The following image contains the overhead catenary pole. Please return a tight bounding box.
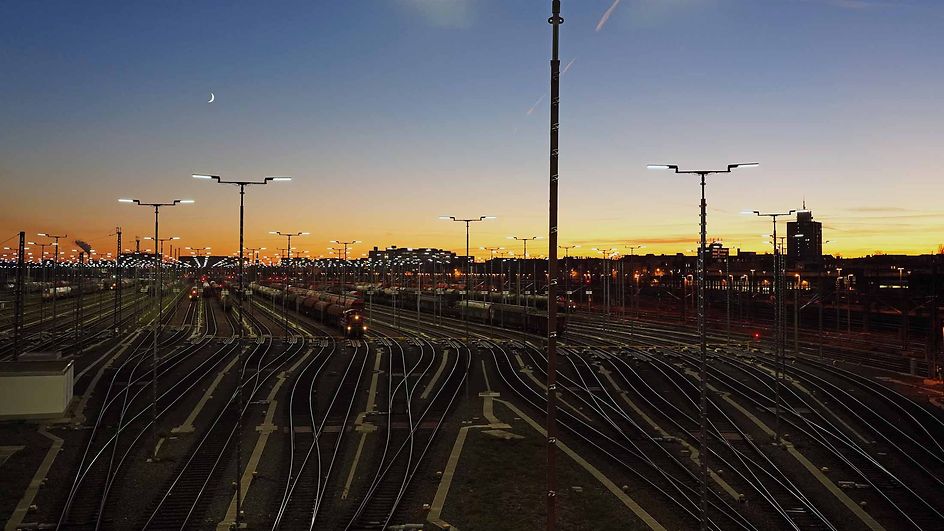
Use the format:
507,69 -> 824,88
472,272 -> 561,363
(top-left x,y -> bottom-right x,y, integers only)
119,197 -> 193,461
648,162 -> 758,530
546,1 -> 563,528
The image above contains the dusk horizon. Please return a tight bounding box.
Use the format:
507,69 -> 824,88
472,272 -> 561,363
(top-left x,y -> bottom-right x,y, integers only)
2,3 -> 944,531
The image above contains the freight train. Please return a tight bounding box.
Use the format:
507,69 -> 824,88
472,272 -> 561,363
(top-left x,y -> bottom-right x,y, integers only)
356,286 -> 568,336
250,282 -> 366,339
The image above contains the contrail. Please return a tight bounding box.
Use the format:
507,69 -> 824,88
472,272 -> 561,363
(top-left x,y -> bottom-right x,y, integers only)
526,94 -> 545,116
595,0 -> 622,32
525,57 -> 575,116
562,57 -> 576,74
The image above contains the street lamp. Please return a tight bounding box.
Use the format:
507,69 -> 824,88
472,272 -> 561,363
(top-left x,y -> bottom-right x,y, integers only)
502,236 -> 544,343
559,245 -> 580,315
648,162 -> 757,529
441,215 -> 496,343
192,174 -> 290,329
194,174 -> 288,530
118,197 -> 193,460
625,244 -> 646,326
591,247 -> 619,327
28,240 -> 53,327
745,208 -> 796,445
330,240 -> 361,300
37,232 -> 66,331
269,231 -> 307,337
480,246 -> 506,301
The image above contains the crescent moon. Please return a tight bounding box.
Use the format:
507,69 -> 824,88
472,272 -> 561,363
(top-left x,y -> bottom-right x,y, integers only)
208,92 -> 215,103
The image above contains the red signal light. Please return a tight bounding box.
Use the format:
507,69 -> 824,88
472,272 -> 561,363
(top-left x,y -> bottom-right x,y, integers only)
753,332 -> 761,340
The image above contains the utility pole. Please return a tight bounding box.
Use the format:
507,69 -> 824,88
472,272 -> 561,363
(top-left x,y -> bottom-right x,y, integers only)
546,1 -> 563,528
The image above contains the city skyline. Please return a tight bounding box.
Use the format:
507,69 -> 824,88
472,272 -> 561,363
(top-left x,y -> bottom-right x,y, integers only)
3,1 -> 943,258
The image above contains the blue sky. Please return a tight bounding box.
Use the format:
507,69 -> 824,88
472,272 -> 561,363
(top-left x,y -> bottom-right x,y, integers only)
2,0 -> 943,259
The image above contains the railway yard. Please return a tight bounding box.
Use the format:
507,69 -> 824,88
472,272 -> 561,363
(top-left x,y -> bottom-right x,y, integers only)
1,280 -> 943,531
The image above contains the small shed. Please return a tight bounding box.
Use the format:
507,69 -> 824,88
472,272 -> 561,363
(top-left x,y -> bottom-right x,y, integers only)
0,359 -> 74,419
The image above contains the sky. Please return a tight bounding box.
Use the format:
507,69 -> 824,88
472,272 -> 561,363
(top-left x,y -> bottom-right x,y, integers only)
2,0 -> 943,261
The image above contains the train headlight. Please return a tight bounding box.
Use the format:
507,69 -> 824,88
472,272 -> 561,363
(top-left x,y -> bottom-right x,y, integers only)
362,326 -> 367,331
347,326 -> 352,331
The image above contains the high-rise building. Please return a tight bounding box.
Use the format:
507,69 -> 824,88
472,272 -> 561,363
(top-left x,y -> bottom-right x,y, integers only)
787,203 -> 823,264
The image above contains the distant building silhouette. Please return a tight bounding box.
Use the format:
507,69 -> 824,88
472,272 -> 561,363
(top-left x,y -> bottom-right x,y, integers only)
787,203 -> 823,265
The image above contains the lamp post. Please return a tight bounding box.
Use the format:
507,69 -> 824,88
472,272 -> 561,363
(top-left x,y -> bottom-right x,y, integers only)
508,235 -> 542,341
480,246 -> 505,302
28,240 -> 52,327
626,244 -> 645,328
144,235 -> 181,326
591,248 -> 618,329
37,232 -> 66,331
244,247 -> 265,321
193,174 -> 290,331
559,245 -> 579,314
747,209 -> 796,445
270,231 -> 307,337
330,240 -> 361,301
119,198 -> 193,460
440,215 -> 496,344
111,228 -> 122,333
648,162 -> 758,529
